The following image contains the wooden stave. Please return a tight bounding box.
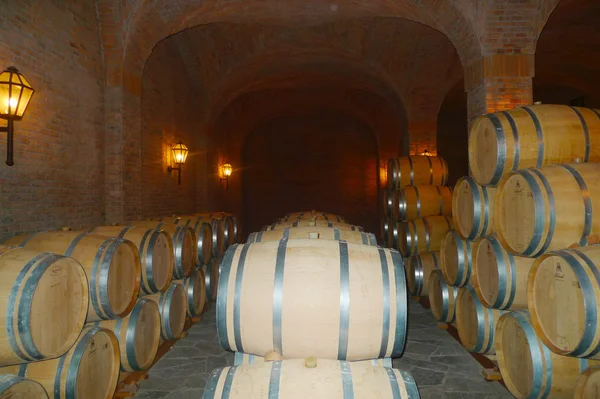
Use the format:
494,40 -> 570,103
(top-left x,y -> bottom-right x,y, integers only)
174,268 -> 206,317
468,104 -> 600,186
128,221 -> 196,279
0,374 -> 48,398
216,239 -> 408,361
90,225 -> 174,295
247,227 -> 377,246
3,326 -> 121,399
452,176 -> 496,241
528,246 -> 600,359
428,270 -> 457,323
0,246 -> 89,366
145,282 -> 187,341
3,231 -> 140,322
574,366 -> 600,399
92,298 -> 161,372
495,163 -> 600,257
387,156 -> 448,190
396,216 -> 453,257
233,352 -> 393,367
496,310 -> 600,399
395,186 -> 452,222
471,235 -> 532,311
455,286 -> 504,355
406,251 -> 440,297
440,230 -> 472,288
203,359 -> 419,399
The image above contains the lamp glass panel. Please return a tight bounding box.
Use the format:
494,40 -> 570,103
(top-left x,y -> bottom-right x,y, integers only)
0,70 -> 34,118
172,143 -> 189,164
223,163 -> 233,177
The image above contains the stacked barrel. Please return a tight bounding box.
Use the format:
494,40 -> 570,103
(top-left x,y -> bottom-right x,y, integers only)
205,210 -> 421,398
441,104 -> 600,398
0,210 -> 235,398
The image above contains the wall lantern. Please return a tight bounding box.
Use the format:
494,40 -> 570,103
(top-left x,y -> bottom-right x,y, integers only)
0,67 -> 35,166
220,163 -> 232,189
420,149 -> 432,156
167,141 -> 189,185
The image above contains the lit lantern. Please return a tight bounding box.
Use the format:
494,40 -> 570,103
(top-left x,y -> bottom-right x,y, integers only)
0,66 -> 35,166
220,163 -> 233,189
167,141 -> 188,185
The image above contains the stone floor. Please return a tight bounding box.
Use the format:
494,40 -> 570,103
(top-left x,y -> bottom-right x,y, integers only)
134,301 -> 512,399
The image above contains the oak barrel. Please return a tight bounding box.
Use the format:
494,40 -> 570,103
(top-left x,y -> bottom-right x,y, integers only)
455,286 -> 504,354
0,246 -> 88,366
173,216 -> 213,266
4,231 -> 140,322
232,352 -> 393,367
406,251 -> 440,297
393,186 -> 452,222
217,239 -> 407,360
92,298 -> 160,372
174,268 -> 206,317
387,156 -> 448,189
203,359 -> 419,399
202,257 -> 220,302
265,220 -> 363,232
471,235 -> 533,310
496,310 -> 600,399
452,177 -> 496,240
145,282 -> 187,341
0,375 -> 48,398
440,231 -> 472,287
395,216 -> 453,256
529,245 -> 600,359
285,211 -> 346,222
247,226 -> 377,246
90,225 -> 174,294
495,163 -> 600,256
383,189 -> 394,218
128,220 -> 196,279
428,270 -> 457,323
469,104 -> 600,186
1,326 -> 121,399
574,367 -> 600,399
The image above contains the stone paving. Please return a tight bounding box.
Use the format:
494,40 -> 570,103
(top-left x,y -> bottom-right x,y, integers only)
134,301 -> 512,399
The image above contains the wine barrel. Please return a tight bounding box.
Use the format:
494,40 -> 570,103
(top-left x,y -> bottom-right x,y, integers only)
204,218 -> 225,258
217,239 -> 407,360
247,226 -> 377,246
174,268 -> 206,317
233,352 -> 393,367
574,367 -> 600,399
4,231 -> 140,322
173,216 -> 214,266
455,286 -> 504,354
393,186 -> 452,222
471,235 -> 533,310
128,220 -> 196,278
90,225 -> 174,294
529,245 -> 600,359
202,257 -> 220,302
380,217 -> 390,247
496,310 -> 600,399
428,270 -> 457,323
285,211 -> 346,221
145,282 -> 187,341
0,326 -> 121,399
452,177 -> 496,240
204,359 -> 419,399
440,231 -> 472,287
0,246 -> 88,366
383,189 -> 394,218
0,375 -> 48,398
222,215 -> 236,248
92,298 -> 160,372
406,251 -> 440,297
387,155 -> 448,189
469,104 -> 600,186
265,220 -> 363,232
495,163 -> 600,257
395,216 -> 453,256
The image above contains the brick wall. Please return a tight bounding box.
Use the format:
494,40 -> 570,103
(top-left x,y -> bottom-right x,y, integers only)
0,0 -> 105,242
140,37 -> 204,219
241,111 -> 379,237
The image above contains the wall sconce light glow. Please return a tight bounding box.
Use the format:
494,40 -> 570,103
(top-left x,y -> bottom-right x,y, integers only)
420,149 -> 432,156
167,141 -> 188,185
220,162 -> 232,189
0,66 -> 35,166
